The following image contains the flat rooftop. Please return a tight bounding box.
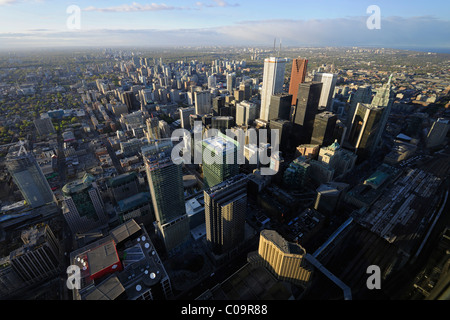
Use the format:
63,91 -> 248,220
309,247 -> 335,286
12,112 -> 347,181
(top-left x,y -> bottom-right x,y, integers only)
261,229 -> 305,256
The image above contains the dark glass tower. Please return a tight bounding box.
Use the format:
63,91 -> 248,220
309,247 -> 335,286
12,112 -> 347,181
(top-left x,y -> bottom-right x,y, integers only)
311,111 -> 338,146
292,82 -> 323,145
268,93 -> 292,122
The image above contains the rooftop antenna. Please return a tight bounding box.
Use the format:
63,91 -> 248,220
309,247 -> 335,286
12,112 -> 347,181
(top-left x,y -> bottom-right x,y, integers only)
278,39 -> 282,57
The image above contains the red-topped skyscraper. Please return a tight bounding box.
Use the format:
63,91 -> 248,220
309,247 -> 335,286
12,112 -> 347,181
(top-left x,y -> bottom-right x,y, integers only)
289,58 -> 308,106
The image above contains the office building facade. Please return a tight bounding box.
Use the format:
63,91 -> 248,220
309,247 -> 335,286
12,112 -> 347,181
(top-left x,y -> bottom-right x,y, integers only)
292,82 -> 323,145
311,111 -> 338,146
257,229 -> 313,287
288,58 -> 308,106
144,142 -> 190,253
260,57 -> 289,121
202,135 -> 239,189
204,174 -> 248,255
313,73 -> 337,111
268,93 -> 292,122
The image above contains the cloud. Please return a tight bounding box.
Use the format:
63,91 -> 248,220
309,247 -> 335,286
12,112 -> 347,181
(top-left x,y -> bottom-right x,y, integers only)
196,0 -> 239,8
83,2 -> 186,13
0,16 -> 449,51
0,0 -> 19,4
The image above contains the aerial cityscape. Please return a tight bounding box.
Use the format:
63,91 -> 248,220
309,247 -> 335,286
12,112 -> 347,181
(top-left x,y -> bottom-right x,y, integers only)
0,0 -> 449,308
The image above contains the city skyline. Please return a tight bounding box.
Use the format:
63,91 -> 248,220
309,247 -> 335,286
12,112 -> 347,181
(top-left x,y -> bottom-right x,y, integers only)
0,0 -> 449,51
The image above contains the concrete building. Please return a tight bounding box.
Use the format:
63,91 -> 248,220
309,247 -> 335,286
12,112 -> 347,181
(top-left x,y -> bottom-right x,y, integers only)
9,224 -> 60,284
313,73 -> 337,111
260,57 -> 288,121
254,229 -> 313,287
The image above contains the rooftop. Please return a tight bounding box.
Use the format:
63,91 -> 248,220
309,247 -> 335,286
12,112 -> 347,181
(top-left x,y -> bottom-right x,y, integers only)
117,192 -> 151,213
261,229 -> 305,256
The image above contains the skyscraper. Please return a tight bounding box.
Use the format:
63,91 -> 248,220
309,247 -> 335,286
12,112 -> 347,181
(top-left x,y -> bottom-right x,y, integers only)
292,82 -> 323,145
260,57 -> 289,121
144,141 -> 190,253
179,106 -> 195,130
311,111 -> 338,146
212,96 -> 226,116
313,73 -> 337,111
194,91 -> 212,115
202,135 -> 239,189
426,118 -> 450,148
370,75 -> 395,150
347,85 -> 372,129
269,119 -> 292,155
6,142 -> 55,208
226,72 -> 236,93
347,103 -> 384,159
204,173 -> 248,255
288,58 -> 308,106
268,93 -> 292,122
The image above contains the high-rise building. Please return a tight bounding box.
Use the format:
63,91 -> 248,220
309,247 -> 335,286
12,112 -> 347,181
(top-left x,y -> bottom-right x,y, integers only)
34,117 -> 55,136
268,93 -> 292,121
288,58 -> 308,106
313,73 -> 337,111
10,224 -> 60,284
347,85 -> 372,129
144,142 -> 190,253
426,118 -> 449,148
226,73 -> 236,92
62,173 -> 108,234
212,96 -> 226,116
179,107 -> 195,130
269,119 -> 292,155
202,135 -> 239,189
194,91 -> 212,115
311,111 -> 338,146
208,75 -> 217,89
204,173 -> 248,255
146,117 -> 161,141
236,101 -> 257,126
292,82 -> 323,145
239,81 -> 252,101
370,75 -> 395,150
6,143 -> 55,208
211,116 -> 235,133
260,57 -> 289,121
256,229 -> 313,287
347,103 -> 384,158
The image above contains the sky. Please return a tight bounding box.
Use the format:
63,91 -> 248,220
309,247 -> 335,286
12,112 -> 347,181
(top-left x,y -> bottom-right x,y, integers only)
0,0 -> 449,51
